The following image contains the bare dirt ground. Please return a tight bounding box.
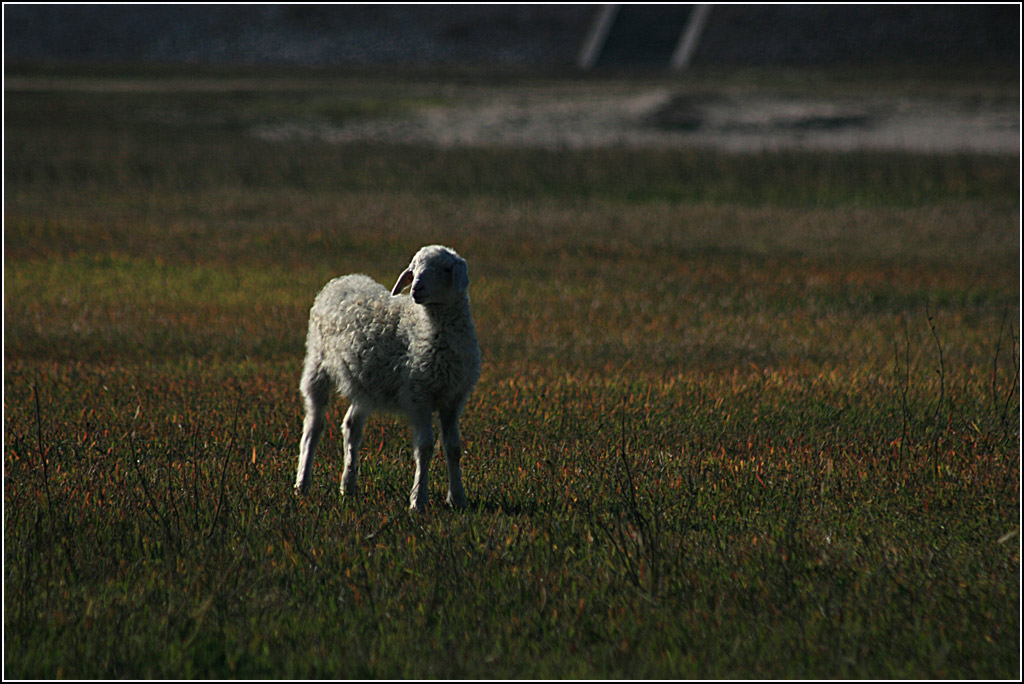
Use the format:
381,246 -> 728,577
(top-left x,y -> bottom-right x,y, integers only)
7,73 -> 1018,155
253,84 -> 1020,155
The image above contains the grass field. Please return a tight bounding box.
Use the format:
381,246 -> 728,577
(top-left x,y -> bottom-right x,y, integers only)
3,66 -> 1020,679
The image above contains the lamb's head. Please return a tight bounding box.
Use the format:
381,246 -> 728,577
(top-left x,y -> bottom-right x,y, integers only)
391,245 -> 470,305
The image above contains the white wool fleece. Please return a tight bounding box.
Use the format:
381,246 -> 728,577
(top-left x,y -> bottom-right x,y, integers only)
294,245 -> 481,512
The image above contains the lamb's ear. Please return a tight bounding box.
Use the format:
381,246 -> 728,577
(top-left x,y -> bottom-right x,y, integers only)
391,269 -> 414,296
452,260 -> 469,292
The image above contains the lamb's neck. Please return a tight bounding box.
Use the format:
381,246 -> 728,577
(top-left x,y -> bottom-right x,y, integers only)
422,296 -> 475,332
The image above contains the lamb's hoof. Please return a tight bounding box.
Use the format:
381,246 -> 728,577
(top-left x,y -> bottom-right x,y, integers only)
446,492 -> 468,509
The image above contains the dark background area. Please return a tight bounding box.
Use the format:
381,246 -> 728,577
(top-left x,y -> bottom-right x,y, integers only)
4,4 -> 1019,70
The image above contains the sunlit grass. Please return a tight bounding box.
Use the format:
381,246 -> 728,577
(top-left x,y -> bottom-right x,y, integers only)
3,67 -> 1019,678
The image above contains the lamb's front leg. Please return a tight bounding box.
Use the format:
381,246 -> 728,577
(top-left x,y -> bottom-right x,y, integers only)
408,409 -> 434,513
440,407 -> 467,509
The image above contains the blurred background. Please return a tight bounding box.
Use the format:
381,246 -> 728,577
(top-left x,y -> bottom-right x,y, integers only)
4,3 -> 1018,69
7,4 -> 1018,155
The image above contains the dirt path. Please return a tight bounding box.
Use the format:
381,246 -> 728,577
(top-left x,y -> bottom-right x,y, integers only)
8,73 -> 1017,155
254,86 -> 1019,154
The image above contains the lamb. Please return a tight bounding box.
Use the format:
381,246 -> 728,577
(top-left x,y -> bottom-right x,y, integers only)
293,245 -> 481,512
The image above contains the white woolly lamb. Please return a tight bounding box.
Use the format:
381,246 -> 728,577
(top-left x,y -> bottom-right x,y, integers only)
293,245 -> 481,512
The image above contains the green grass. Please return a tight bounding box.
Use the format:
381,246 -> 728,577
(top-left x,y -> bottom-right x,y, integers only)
3,67 -> 1020,679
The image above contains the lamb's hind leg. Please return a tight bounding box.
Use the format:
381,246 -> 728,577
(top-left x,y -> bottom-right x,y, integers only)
340,404 -> 368,497
440,406 -> 467,509
294,366 -> 331,495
